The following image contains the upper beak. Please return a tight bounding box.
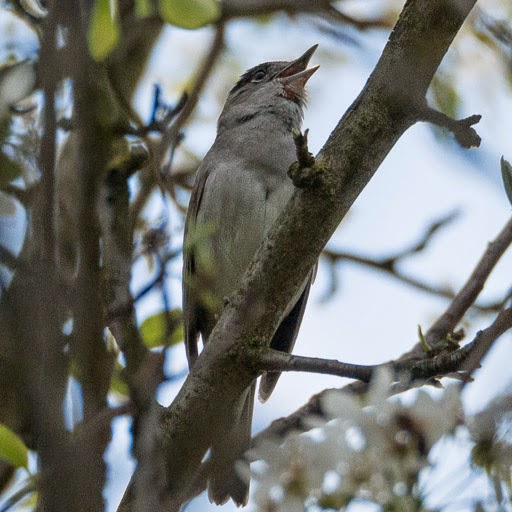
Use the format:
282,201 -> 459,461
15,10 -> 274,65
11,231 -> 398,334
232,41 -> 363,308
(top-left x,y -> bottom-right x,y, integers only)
276,44 -> 320,86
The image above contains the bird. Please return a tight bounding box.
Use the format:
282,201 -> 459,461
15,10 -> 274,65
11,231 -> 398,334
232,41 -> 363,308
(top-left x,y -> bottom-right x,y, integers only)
182,45 -> 319,506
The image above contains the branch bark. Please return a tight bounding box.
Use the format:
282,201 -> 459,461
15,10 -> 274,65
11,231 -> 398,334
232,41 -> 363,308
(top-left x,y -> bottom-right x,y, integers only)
118,0 -> 480,510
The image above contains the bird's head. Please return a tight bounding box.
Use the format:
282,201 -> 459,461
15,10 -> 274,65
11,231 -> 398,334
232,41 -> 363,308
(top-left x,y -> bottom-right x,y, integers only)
218,45 -> 319,132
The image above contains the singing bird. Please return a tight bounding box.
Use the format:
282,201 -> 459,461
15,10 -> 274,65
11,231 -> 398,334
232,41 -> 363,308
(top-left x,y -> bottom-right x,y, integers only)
183,45 -> 319,506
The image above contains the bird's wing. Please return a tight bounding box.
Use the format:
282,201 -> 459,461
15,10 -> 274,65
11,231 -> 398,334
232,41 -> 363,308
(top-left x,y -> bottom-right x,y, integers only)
258,265 -> 316,402
183,165 -> 211,369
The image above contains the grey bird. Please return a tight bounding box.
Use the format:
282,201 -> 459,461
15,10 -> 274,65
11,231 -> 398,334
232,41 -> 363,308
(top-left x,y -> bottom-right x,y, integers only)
183,45 -> 319,506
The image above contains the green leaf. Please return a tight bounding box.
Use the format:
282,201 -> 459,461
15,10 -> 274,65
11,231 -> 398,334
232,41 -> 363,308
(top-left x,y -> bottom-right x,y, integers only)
0,423 -> 29,469
135,0 -> 153,17
140,309 -> 183,348
88,0 -> 121,61
159,0 -> 220,29
111,361 -> 129,397
501,157 -> 512,206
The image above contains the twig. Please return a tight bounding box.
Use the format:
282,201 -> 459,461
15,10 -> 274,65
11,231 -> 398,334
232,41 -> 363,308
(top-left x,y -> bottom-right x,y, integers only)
221,0 -> 386,26
251,348 -> 375,381
320,5 -> 390,31
156,24 -> 224,167
389,211 -> 458,259
133,249 -> 181,302
419,106 -> 481,148
122,89 -> 189,137
321,213 -> 504,312
322,252 -> 503,313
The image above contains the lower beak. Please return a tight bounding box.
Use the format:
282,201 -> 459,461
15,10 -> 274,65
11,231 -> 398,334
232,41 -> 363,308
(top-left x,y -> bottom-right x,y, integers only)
280,65 -> 320,87
276,44 -> 318,83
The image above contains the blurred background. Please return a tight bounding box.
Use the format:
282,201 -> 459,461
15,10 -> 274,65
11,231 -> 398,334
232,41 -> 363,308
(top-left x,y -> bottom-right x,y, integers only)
1,0 -> 512,510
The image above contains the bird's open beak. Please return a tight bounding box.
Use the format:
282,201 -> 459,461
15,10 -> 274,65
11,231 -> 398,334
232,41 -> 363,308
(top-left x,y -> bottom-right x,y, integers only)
277,44 -> 320,87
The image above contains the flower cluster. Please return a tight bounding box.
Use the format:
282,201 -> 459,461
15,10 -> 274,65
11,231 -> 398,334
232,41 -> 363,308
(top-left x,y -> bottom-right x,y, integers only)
252,370 -> 463,511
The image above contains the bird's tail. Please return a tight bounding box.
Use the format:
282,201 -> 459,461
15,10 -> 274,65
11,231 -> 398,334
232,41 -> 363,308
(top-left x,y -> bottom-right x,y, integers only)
208,382 -> 255,507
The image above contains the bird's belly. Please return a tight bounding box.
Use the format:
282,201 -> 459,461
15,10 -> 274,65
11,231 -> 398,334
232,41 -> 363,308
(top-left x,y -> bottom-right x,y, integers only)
195,169 -> 293,311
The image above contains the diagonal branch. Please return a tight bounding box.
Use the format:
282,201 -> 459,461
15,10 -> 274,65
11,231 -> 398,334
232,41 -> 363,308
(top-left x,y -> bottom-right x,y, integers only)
460,307 -> 512,385
424,216 -> 512,349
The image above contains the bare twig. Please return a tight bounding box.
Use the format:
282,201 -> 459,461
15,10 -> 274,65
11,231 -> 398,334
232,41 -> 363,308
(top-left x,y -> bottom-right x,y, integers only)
419,107 -> 481,148
221,0 -> 387,29
133,249 -> 181,303
252,309 -> 510,384
322,213 -> 508,312
158,22 -> 224,172
251,348 -> 375,381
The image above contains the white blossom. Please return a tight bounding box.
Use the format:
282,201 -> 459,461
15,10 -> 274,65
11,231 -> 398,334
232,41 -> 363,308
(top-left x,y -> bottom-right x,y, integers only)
252,372 -> 463,511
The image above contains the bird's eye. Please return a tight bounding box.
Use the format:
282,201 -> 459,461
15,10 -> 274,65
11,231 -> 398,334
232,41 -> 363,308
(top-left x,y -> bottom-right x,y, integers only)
252,69 -> 266,82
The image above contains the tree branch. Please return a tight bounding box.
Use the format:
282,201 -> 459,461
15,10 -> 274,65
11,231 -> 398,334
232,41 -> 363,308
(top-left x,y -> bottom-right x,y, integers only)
251,348 -> 375,381
251,306 -> 512,451
220,0 -> 386,28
